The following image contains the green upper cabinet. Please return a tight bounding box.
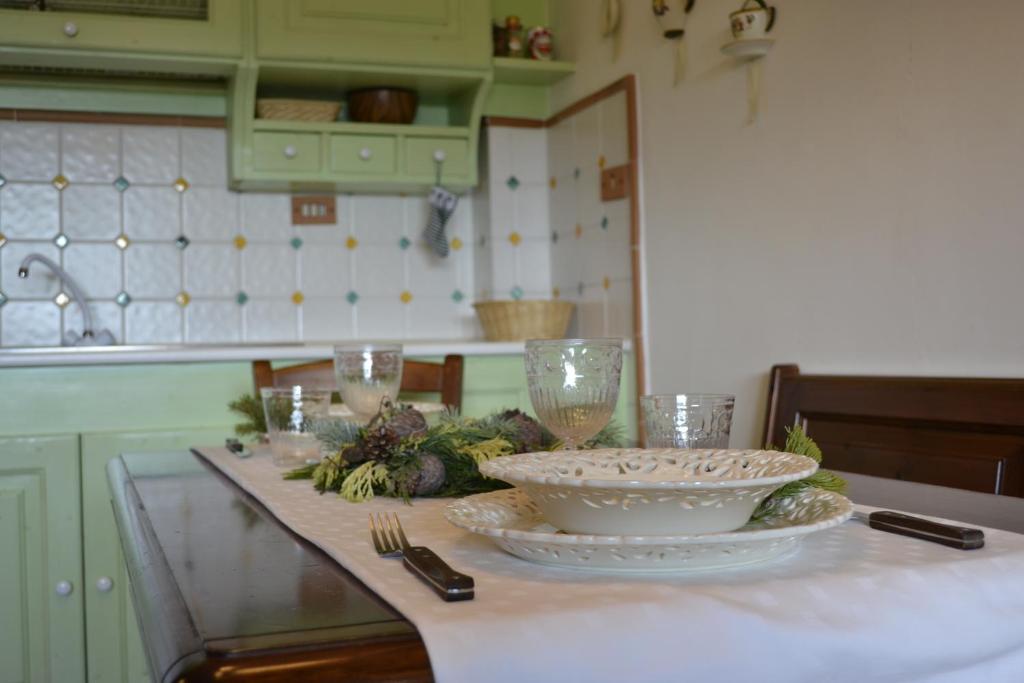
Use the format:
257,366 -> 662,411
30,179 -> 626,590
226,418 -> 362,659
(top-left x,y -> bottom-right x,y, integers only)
254,0 -> 490,69
0,0 -> 243,59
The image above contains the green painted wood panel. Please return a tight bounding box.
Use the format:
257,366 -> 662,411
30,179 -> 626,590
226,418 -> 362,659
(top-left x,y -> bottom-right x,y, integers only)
0,434 -> 84,683
81,428 -> 234,683
0,1 -> 243,57
254,0 -> 490,69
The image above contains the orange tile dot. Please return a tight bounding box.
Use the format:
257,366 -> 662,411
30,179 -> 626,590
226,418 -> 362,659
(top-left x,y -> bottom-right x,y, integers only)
346,236 -> 358,250
575,224 -> 583,239
400,290 -> 413,304
233,235 -> 247,250
598,155 -> 606,169
602,276 -> 611,290
508,232 -> 522,246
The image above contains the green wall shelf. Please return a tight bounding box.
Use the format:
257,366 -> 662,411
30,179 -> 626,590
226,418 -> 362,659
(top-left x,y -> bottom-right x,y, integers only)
492,57 -> 575,86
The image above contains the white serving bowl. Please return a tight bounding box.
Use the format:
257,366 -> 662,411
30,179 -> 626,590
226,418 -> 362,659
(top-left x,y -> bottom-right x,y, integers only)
478,448 -> 819,535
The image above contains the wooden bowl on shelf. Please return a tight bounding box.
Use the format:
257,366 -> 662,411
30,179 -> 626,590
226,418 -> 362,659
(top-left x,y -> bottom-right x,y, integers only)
347,88 -> 418,124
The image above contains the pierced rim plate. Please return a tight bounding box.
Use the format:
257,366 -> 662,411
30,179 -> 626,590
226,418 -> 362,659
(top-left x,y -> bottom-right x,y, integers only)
478,448 -> 819,491
445,487 -> 853,573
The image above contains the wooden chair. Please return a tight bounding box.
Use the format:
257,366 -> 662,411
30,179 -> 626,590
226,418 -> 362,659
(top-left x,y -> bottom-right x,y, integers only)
252,355 -> 464,411
763,363 -> 1024,497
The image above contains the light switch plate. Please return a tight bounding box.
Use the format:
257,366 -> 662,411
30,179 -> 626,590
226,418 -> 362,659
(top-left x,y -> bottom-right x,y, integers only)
601,165 -> 630,202
291,195 -> 336,225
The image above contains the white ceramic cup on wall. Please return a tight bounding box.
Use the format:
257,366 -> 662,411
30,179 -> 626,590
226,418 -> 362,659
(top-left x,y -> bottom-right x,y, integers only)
730,0 -> 776,40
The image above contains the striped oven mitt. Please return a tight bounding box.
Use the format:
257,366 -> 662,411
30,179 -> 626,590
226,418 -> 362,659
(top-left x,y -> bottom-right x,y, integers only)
423,186 -> 459,257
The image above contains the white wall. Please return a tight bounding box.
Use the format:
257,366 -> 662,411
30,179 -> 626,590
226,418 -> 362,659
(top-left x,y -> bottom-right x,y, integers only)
553,0 -> 1024,448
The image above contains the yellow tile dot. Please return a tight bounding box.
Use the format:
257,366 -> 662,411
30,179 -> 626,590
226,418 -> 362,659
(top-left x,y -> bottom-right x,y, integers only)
51,174 -> 69,191
549,177 -> 557,189
175,292 -> 191,307
291,291 -> 304,305
552,286 -> 561,299
575,224 -> 583,239
114,234 -> 130,250
450,237 -> 463,251
603,276 -> 611,290
508,232 -> 522,246
173,177 -> 190,193
233,235 -> 247,250
400,290 -> 413,304
598,155 -> 606,169
0,232 -> 7,248
346,236 -> 359,250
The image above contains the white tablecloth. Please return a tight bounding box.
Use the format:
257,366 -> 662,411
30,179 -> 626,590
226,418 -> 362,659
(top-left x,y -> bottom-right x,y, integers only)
197,447 -> 1024,683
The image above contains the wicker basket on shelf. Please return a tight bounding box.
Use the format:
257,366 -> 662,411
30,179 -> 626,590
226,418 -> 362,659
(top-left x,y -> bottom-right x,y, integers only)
473,300 -> 575,341
256,98 -> 342,122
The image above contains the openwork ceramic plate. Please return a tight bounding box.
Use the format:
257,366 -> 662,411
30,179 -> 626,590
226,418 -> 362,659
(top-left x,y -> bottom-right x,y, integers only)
445,487 -> 852,573
478,449 -> 819,535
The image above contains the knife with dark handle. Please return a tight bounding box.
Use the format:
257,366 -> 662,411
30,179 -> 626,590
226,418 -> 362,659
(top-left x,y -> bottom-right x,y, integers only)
402,546 -> 475,602
854,510 -> 985,550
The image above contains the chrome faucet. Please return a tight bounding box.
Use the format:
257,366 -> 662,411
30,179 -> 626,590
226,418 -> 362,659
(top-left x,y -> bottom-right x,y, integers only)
18,253 -> 116,346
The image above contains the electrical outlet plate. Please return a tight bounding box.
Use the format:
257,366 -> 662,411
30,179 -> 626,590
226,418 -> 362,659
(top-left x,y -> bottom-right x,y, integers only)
291,195 -> 337,225
601,165 -> 630,201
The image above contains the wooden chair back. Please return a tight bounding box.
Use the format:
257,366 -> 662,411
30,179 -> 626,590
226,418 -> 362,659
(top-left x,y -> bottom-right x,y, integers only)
763,363 -> 1024,497
252,355 -> 464,411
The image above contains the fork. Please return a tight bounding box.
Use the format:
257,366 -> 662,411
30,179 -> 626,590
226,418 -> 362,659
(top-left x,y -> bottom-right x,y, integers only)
369,512 -> 475,602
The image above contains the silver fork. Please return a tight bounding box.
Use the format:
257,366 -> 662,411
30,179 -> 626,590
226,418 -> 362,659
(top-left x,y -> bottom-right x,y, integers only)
369,512 -> 475,602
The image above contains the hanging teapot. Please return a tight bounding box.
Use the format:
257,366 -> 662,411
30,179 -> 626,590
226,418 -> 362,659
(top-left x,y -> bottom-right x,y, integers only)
730,0 -> 775,40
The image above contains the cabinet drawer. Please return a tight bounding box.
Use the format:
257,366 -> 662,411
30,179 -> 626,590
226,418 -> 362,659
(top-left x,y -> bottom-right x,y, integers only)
330,135 -> 396,175
253,133 -> 321,173
405,138 -> 470,180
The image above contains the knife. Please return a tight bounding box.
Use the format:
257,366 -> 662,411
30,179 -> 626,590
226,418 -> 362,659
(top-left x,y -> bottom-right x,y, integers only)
853,510 -> 984,550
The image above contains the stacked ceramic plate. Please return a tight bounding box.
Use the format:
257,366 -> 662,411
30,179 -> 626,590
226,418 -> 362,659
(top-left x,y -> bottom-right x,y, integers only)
445,448 -> 853,573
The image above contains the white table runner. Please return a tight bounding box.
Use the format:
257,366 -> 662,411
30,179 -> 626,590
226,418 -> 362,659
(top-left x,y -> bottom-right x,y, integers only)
197,447 -> 1024,683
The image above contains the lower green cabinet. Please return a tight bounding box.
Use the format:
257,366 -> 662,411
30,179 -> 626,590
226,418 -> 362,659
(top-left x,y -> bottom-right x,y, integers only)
0,435 -> 85,683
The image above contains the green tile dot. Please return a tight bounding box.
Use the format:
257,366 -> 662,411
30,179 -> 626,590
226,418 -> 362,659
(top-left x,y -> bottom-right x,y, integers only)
113,176 -> 130,192
115,291 -> 131,307
451,289 -> 464,303
290,237 -> 303,250
399,237 -> 411,250
346,290 -> 359,305
506,175 -> 520,190
236,291 -> 248,305
510,286 -> 524,300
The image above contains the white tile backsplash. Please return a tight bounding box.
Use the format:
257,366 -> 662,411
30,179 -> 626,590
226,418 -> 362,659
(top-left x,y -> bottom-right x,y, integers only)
124,244 -> 181,298
63,243 -> 122,298
124,186 -> 181,240
183,186 -> 238,241
0,183 -> 60,238
61,125 -> 119,183
63,184 -> 120,240
125,301 -> 182,344
0,123 -> 59,181
122,126 -> 179,184
301,296 -> 353,342
300,247 -> 348,297
1,301 -> 61,346
244,299 -> 297,342
240,193 -> 291,240
243,244 -> 295,296
184,244 -> 238,297
180,128 -> 228,186
1,242 -> 61,297
64,300 -> 122,342
185,300 -> 240,344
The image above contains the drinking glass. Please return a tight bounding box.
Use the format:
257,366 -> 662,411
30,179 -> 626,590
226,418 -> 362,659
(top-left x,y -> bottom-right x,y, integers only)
261,386 -> 332,467
641,394 -> 735,449
332,344 -> 403,422
525,338 -> 623,450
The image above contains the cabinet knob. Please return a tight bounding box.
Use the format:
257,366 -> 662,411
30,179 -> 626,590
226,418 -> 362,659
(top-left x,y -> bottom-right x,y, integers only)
96,576 -> 114,593
359,147 -> 373,161
283,144 -> 297,159
55,580 -> 74,597
63,21 -> 79,37
433,150 -> 446,163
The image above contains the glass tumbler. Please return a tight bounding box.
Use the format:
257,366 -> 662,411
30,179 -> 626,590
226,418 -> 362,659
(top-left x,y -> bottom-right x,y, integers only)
261,386 -> 332,467
525,338 -> 623,449
641,394 -> 735,449
333,344 -> 404,422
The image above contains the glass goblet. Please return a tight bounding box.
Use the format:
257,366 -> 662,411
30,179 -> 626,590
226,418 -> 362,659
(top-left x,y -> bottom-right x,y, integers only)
641,393 -> 735,449
524,338 -> 623,450
332,343 -> 403,423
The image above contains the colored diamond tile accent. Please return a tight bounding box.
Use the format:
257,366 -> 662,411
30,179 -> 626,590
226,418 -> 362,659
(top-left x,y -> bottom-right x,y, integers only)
236,291 -> 249,305
0,233 -> 6,249
52,174 -> 69,191
290,237 -> 303,250
291,291 -> 304,305
346,236 -> 358,250
399,237 -> 411,250
603,276 -> 611,290
113,176 -> 130,192
552,286 -> 561,299
549,177 -> 557,189
173,177 -> 190,193
450,237 -> 463,251
115,291 -> 132,307
115,234 -> 130,250
233,235 -> 247,250
598,155 -> 606,168
346,290 -> 359,305
510,286 -> 524,300
175,292 -> 191,307
551,230 -> 559,244
601,216 -> 609,230
506,175 -> 520,190
451,289 -> 464,303
508,232 -> 522,246
400,290 -> 413,304
0,291 -> 6,307
575,224 -> 583,239
175,235 -> 190,250
0,173 -> 6,189
54,233 -> 70,249
54,291 -> 71,308
573,167 -> 580,180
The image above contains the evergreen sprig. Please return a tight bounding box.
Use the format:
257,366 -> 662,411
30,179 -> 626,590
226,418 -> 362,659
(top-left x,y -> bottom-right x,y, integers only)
753,425 -> 847,518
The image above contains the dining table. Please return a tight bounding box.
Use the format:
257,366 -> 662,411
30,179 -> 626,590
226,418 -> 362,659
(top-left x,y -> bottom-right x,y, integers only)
108,448 -> 1024,683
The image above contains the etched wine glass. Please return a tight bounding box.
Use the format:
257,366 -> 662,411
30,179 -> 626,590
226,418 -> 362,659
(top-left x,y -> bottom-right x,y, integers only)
332,344 -> 403,423
524,338 -> 623,450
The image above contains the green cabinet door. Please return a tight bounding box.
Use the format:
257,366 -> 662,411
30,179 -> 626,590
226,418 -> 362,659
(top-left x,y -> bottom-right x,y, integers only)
81,427 -> 234,683
0,1 -> 242,57
0,434 -> 84,683
254,0 -> 490,69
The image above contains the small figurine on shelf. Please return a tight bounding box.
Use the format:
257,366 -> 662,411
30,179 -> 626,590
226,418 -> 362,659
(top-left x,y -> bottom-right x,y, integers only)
492,22 -> 509,56
506,15 -> 525,57
527,26 -> 553,60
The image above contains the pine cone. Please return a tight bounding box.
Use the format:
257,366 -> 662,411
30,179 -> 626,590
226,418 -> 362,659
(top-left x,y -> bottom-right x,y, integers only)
501,409 -> 546,451
412,453 -> 446,496
386,407 -> 428,439
361,424 -> 401,462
